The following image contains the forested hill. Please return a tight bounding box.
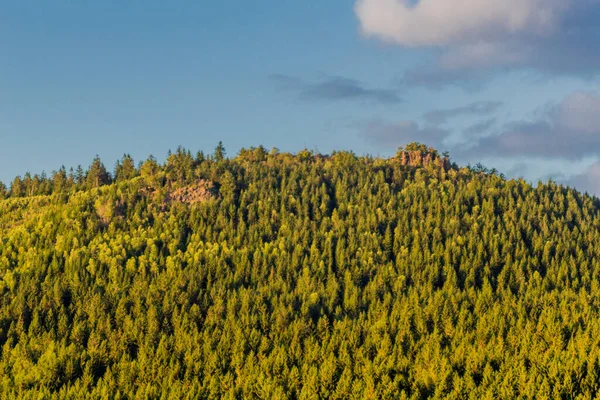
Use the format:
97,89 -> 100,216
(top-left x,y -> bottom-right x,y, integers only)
2,143 -> 600,398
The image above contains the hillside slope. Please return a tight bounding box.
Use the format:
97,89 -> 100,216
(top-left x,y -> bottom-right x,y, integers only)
1,145 -> 600,398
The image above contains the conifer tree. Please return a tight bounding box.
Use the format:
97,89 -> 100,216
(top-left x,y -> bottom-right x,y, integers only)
86,156 -> 111,188
214,141 -> 226,163
115,154 -> 138,182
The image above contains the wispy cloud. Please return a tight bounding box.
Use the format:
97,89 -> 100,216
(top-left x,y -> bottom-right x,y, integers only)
271,74 -> 401,104
463,91 -> 600,159
355,100 -> 502,152
423,101 -> 502,125
355,91 -> 600,163
399,65 -> 493,90
358,118 -> 448,149
463,118 -> 497,138
567,161 -> 600,195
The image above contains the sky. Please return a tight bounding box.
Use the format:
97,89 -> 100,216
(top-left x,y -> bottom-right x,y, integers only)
2,1 -> 600,193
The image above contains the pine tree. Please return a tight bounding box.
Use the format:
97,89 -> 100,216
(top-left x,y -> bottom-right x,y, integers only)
86,156 -> 111,188
52,167 -> 68,193
115,154 -> 138,182
214,141 -> 226,163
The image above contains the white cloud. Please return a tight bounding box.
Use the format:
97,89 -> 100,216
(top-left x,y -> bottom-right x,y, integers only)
355,0 -> 567,47
355,0 -> 600,80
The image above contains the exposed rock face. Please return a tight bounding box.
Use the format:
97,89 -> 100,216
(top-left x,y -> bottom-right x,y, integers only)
141,179 -> 217,205
398,150 -> 450,171
167,179 -> 216,204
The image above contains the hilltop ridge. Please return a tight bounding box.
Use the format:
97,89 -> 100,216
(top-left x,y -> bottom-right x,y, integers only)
0,142 -> 456,201
1,143 -> 600,398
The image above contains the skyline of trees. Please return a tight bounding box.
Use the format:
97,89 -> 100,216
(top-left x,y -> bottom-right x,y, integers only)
0,143 -> 583,201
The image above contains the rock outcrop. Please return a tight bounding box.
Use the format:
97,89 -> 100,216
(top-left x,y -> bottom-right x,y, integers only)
167,179 -> 216,204
140,179 -> 217,205
398,150 -> 450,171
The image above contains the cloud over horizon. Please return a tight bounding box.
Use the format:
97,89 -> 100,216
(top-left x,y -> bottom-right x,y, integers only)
464,91 -> 600,159
358,91 -> 600,183
567,161 -> 600,195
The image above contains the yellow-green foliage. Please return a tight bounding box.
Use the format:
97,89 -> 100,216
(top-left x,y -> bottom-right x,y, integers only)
1,147 -> 600,398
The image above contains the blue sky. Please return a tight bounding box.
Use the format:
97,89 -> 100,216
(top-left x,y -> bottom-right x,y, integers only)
2,1 -> 600,193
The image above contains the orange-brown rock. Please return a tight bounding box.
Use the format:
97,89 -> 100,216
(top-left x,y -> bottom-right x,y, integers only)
397,150 -> 450,171
167,179 -> 216,204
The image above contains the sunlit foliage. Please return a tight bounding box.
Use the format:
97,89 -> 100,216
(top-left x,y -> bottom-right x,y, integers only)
0,144 -> 599,398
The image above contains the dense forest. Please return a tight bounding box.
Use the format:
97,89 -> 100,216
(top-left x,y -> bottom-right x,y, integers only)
1,142 -> 600,398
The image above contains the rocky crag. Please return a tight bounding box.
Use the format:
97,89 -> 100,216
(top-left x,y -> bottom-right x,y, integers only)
397,149 -> 451,170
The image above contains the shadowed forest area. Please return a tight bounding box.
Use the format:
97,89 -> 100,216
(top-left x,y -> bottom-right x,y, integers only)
1,143 -> 600,398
